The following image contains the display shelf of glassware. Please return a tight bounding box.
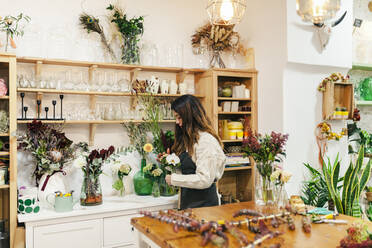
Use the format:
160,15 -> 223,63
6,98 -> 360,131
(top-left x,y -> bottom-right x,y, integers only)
16,57 -> 205,124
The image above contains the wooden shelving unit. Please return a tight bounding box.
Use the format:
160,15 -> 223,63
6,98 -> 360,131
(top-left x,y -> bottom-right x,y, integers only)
17,56 -> 206,146
196,69 -> 257,203
0,53 -> 17,248
356,100 -> 372,106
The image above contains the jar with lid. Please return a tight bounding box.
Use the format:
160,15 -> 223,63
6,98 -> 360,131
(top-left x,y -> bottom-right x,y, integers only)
341,107 -> 348,119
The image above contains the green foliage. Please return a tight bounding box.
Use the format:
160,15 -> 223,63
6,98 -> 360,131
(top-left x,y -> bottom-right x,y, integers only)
347,122 -> 372,155
122,122 -> 149,157
323,146 -> 372,217
367,202 -> 372,221
301,163 -> 331,207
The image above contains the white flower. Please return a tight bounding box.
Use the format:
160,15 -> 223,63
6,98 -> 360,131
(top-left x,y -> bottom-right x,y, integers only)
73,155 -> 86,169
281,170 -> 292,184
119,164 -> 131,175
166,153 -> 180,166
270,170 -> 281,182
152,168 -> 163,177
111,162 -> 121,174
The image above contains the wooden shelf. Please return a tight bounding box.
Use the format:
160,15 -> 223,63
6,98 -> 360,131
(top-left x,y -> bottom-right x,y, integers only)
0,133 -> 9,137
352,63 -> 372,71
0,96 -> 9,99
0,151 -> 10,156
356,100 -> 372,106
0,184 -> 10,189
17,88 -> 204,98
17,57 -> 208,74
218,97 -> 250,101
218,112 -> 251,115
17,120 -> 176,124
224,166 -> 251,172
222,140 -> 243,143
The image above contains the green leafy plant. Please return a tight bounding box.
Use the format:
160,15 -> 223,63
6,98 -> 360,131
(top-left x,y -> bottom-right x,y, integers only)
347,122 -> 372,155
324,146 -> 371,217
0,13 -> 30,51
122,122 -> 149,157
107,4 -> 144,64
367,203 -> 372,221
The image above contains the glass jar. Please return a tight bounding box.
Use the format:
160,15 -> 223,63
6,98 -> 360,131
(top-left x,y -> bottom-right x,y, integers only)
255,162 -> 274,206
133,159 -> 153,195
152,179 -> 160,198
80,175 -> 102,206
159,174 -> 177,197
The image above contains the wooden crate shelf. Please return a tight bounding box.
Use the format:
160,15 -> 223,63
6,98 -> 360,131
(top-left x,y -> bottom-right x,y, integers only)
356,100 -> 372,106
0,133 -> 9,136
0,151 -> 10,156
218,97 -> 251,101
222,139 -> 243,143
218,112 -> 251,115
0,96 -> 9,99
322,81 -> 354,120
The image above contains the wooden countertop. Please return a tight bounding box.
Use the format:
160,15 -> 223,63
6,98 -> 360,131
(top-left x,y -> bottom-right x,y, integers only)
131,201 -> 372,248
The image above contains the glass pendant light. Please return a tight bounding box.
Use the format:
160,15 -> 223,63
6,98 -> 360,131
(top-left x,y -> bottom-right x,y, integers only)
206,0 -> 247,25
296,0 -> 341,24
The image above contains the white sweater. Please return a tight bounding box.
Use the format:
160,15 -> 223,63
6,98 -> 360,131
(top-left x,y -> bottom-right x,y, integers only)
170,132 -> 226,189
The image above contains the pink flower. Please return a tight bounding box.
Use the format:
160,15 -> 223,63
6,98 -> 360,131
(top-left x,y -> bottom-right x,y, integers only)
0,79 -> 8,96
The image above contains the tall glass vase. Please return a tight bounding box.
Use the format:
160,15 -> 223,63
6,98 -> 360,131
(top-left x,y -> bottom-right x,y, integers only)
133,158 -> 153,195
122,36 -> 140,64
210,49 -> 226,68
152,179 -> 160,198
80,176 -> 102,206
255,163 -> 274,206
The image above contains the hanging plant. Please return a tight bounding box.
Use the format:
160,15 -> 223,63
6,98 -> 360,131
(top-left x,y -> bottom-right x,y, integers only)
107,4 -> 144,64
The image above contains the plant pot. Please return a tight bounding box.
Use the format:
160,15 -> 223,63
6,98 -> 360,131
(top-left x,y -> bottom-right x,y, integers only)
366,192 -> 372,202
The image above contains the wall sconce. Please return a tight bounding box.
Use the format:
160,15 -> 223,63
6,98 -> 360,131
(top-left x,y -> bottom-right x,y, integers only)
296,0 -> 347,51
206,0 -> 247,25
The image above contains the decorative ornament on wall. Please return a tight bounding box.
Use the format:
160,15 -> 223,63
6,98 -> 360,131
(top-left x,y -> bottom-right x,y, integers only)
206,0 -> 247,25
296,0 -> 347,52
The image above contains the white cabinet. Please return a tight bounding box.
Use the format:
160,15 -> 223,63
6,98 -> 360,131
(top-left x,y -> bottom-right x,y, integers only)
34,219 -> 102,248
103,214 -> 140,247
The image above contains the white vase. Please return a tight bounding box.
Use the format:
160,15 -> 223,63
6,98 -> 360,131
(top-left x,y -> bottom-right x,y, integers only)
38,172 -> 67,208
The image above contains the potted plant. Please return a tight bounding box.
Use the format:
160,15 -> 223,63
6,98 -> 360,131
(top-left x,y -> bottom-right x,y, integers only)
242,130 -> 288,205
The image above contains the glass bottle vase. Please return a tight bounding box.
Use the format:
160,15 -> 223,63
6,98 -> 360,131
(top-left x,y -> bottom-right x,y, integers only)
80,176 -> 102,206
152,180 -> 160,198
274,185 -> 289,209
133,158 -> 153,195
122,36 -> 140,65
255,166 -> 274,206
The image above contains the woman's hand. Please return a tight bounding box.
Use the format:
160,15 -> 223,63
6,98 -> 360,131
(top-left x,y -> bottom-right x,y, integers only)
165,175 -> 172,185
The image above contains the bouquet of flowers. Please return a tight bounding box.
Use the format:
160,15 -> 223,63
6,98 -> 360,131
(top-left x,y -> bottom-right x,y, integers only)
19,120 -> 74,184
112,163 -> 132,196
243,129 -> 288,205
157,153 -> 181,174
143,162 -> 163,197
78,144 -> 115,206
270,169 -> 292,186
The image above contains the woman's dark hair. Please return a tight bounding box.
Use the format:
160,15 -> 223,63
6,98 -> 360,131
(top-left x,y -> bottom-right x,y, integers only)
171,94 -> 222,156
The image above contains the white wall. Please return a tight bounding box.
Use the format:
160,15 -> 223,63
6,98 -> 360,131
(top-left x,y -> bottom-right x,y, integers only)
287,0 -> 353,67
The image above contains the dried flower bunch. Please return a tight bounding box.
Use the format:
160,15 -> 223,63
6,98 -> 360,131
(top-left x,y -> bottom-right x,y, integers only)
0,13 -> 30,51
79,13 -> 118,62
19,120 -> 74,183
317,122 -> 346,141
338,222 -> 372,247
318,73 -> 349,91
191,23 -> 247,54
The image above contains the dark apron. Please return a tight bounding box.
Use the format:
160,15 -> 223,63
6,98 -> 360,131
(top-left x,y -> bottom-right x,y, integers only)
179,152 -> 219,210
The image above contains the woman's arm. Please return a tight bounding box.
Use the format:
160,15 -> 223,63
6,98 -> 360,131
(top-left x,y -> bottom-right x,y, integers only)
170,133 -> 225,189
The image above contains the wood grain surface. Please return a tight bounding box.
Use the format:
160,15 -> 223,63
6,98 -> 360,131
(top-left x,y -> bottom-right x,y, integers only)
131,201 -> 372,248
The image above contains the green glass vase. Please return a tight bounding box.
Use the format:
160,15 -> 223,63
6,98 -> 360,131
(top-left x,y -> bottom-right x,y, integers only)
159,173 -> 177,196
133,158 -> 153,195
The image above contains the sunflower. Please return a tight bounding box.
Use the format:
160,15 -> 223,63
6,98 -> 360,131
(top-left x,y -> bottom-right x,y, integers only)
143,143 -> 153,153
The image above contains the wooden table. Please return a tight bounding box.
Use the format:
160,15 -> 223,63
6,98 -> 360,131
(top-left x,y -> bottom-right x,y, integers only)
131,201 -> 372,248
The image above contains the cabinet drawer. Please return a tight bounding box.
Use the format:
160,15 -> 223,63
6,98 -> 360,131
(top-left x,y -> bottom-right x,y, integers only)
104,215 -> 139,247
34,219 -> 102,248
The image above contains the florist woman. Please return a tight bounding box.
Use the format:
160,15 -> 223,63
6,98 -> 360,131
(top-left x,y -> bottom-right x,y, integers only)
165,95 -> 226,209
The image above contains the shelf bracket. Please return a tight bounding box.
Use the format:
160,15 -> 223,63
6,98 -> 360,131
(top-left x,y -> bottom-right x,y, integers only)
89,124 -> 97,146
35,60 -> 43,80
130,68 -> 142,85
176,71 -> 190,84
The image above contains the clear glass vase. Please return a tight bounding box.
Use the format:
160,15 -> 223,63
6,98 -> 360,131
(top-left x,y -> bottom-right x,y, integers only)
133,158 -> 153,195
122,36 -> 140,64
80,176 -> 102,206
152,180 -> 160,198
209,49 -> 226,68
274,185 -> 288,209
255,163 -> 274,206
